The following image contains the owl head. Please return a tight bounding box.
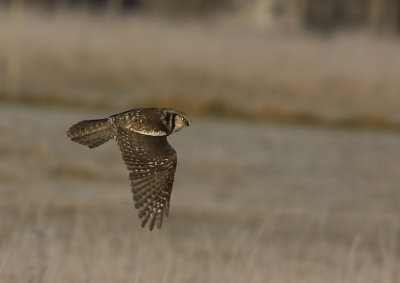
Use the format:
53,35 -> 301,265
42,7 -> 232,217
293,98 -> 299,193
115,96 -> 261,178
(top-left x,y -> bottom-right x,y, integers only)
162,109 -> 191,134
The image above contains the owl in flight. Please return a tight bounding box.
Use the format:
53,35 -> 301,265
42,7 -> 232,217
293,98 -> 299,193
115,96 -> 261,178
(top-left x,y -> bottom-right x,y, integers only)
67,108 -> 191,230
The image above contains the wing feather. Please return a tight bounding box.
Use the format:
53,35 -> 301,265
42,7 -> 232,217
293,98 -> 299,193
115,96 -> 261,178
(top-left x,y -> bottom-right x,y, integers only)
116,127 -> 177,230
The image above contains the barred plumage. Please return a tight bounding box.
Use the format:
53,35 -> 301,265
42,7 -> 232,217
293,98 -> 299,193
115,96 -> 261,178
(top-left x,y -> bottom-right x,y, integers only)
67,108 -> 191,230
67,118 -> 115,148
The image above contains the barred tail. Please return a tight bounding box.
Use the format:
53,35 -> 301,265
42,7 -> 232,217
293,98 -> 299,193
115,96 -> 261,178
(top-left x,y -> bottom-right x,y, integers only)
67,118 -> 116,148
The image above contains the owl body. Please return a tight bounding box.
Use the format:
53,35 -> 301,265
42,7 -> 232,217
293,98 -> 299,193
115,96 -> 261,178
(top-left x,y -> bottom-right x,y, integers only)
110,108 -> 189,137
67,108 -> 191,230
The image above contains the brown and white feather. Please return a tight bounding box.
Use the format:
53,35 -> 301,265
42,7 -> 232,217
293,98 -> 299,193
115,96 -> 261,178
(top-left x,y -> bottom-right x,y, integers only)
116,127 -> 177,230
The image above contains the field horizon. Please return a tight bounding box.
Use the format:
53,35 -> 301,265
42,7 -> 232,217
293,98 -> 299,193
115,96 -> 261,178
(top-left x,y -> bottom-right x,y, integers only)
2,8 -> 400,130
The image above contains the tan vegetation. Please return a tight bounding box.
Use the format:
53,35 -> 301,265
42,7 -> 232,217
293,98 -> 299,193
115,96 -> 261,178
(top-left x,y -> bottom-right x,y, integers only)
0,7 -> 400,281
1,8 -> 400,129
1,105 -> 400,283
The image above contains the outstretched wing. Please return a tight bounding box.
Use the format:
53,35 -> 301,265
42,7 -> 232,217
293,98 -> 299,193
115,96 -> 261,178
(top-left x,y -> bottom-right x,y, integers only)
116,127 -> 177,230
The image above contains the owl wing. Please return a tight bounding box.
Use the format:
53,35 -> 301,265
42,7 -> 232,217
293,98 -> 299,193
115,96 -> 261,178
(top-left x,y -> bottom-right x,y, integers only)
116,127 -> 177,230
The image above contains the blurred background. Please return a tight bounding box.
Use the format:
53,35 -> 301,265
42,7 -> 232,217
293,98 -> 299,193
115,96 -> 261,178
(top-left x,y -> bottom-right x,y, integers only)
1,1 -> 400,282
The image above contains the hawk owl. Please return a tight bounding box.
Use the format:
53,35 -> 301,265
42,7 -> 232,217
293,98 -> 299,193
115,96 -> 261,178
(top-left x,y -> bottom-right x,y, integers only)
67,108 -> 191,230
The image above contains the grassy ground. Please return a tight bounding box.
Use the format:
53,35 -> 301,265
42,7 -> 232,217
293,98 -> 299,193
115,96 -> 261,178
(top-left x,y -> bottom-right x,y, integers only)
0,104 -> 399,282
1,8 -> 400,282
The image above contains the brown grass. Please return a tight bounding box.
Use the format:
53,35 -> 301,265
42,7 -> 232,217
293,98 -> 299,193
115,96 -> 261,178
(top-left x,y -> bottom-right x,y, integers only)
1,8 -> 400,128
1,194 -> 399,283
0,9 -> 400,281
0,104 -> 399,283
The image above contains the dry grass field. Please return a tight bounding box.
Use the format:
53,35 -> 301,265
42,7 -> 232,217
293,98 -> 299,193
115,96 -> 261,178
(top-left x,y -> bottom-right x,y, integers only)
1,7 -> 400,283
1,9 -> 400,125
0,104 -> 399,283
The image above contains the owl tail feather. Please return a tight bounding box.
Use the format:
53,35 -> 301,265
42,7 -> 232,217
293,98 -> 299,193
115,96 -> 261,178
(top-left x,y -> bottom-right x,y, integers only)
67,118 -> 116,148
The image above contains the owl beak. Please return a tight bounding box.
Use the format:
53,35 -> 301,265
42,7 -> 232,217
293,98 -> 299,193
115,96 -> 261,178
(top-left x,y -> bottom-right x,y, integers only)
184,118 -> 191,126
178,112 -> 191,126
